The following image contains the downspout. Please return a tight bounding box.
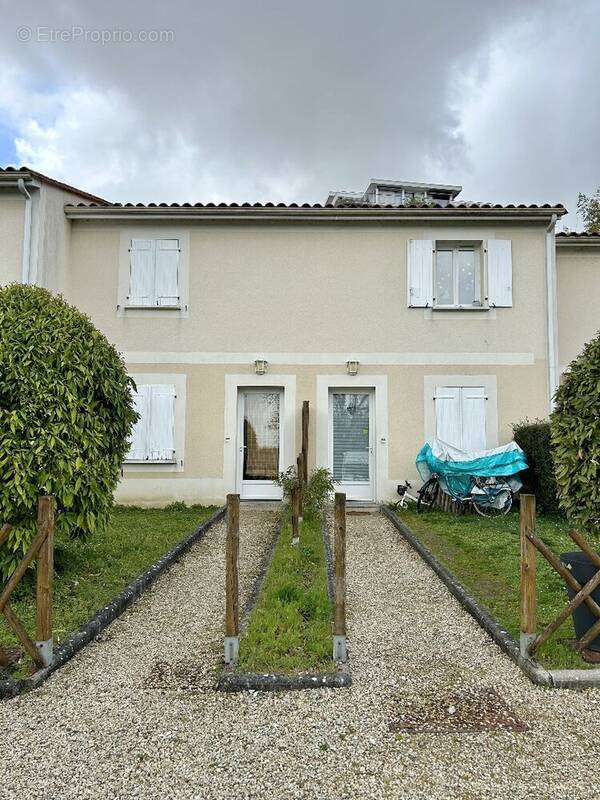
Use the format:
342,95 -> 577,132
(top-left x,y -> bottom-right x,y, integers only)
17,178 -> 32,283
545,213 -> 558,411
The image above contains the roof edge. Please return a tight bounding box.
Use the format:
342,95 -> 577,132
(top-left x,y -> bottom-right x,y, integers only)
0,166 -> 110,205
64,203 -> 567,221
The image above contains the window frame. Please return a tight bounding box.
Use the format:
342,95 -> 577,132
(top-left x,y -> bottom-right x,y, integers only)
433,241 -> 484,310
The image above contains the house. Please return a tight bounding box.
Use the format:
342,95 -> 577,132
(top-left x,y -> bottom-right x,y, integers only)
1,168 -> 598,505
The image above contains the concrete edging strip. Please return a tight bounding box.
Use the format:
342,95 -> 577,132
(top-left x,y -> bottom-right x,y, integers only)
0,506 -> 226,700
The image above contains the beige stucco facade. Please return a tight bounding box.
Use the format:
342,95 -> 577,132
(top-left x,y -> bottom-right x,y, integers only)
0,193 -> 24,284
2,169 -> 597,506
556,242 -> 600,373
58,215 -> 552,504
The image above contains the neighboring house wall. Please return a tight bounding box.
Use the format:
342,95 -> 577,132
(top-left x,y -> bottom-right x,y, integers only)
556,244 -> 600,373
64,217 -> 551,505
0,182 -> 85,291
0,192 -> 24,284
33,184 -> 84,292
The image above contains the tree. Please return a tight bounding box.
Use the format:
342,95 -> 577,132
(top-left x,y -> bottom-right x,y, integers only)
0,284 -> 138,577
577,188 -> 600,232
551,331 -> 600,533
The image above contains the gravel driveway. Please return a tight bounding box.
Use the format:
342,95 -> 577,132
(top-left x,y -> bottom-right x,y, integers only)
2,510 -> 600,799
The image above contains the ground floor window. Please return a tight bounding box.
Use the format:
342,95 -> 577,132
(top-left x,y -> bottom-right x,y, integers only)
434,385 -> 487,451
126,384 -> 176,462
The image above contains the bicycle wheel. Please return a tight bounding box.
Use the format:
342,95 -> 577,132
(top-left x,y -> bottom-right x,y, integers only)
417,478 -> 439,513
472,489 -> 512,518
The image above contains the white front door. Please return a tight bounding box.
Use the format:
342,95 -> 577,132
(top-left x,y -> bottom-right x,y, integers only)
329,389 -> 375,501
237,388 -> 283,500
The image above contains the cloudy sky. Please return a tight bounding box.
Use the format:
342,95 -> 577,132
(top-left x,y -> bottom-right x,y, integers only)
0,0 -> 598,227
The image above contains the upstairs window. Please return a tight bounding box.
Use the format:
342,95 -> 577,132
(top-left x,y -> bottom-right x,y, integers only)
407,239 -> 513,309
126,384 -> 176,462
434,243 -> 482,308
128,239 -> 180,307
434,385 -> 487,452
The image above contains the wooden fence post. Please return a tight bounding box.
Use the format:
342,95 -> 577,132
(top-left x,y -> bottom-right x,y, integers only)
224,494 -> 240,665
520,494 -> 537,656
297,452 -> 304,518
301,400 -> 309,484
333,492 -> 347,663
291,487 -> 300,545
35,496 -> 55,666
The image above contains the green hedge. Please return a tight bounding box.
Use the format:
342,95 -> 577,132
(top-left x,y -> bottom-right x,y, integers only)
0,284 -> 138,577
512,419 -> 561,514
552,331 -> 600,532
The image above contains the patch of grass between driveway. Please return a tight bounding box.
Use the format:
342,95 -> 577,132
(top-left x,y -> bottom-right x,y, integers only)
1,504 -> 217,675
396,508 -> 592,670
237,512 -> 335,675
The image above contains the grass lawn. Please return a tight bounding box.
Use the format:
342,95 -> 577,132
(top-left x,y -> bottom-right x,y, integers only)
237,512 -> 335,675
396,507 -> 592,670
1,504 -> 217,675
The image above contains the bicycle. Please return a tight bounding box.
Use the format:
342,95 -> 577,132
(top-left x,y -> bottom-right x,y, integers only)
416,473 -> 513,517
395,480 -> 420,509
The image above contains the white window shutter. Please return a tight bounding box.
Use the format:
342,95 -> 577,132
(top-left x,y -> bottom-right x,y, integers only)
460,387 -> 487,452
155,240 -> 180,306
487,240 -> 512,307
407,240 -> 434,307
148,385 -> 176,461
129,240 -> 155,306
127,385 -> 151,460
434,386 -> 461,449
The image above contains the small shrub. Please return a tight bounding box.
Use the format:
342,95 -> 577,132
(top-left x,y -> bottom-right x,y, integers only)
551,332 -> 600,532
164,501 -> 187,512
275,465 -> 337,515
512,419 -> 560,514
0,284 -> 138,577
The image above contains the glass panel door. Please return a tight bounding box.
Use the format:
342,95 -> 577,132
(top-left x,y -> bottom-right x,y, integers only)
330,391 -> 374,501
238,389 -> 283,499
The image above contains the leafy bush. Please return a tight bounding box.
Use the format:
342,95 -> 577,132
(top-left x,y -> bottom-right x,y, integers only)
276,466 -> 337,514
551,332 -> 600,532
512,419 -> 560,514
0,285 -> 138,576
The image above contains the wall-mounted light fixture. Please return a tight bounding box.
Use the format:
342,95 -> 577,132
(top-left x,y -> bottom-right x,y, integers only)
254,358 -> 268,375
346,359 -> 359,376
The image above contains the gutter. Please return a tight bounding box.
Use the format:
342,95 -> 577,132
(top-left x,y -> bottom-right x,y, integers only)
64,205 -> 567,222
17,178 -> 33,283
545,213 -> 559,409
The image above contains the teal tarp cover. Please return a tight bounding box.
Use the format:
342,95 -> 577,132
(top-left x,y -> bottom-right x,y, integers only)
416,439 -> 528,501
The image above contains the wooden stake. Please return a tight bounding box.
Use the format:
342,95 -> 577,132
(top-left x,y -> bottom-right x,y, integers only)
301,401 -> 309,484
297,453 -> 304,517
291,487 -> 300,544
520,494 -> 537,654
36,496 -> 55,648
225,494 -> 240,638
334,493 -> 346,637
